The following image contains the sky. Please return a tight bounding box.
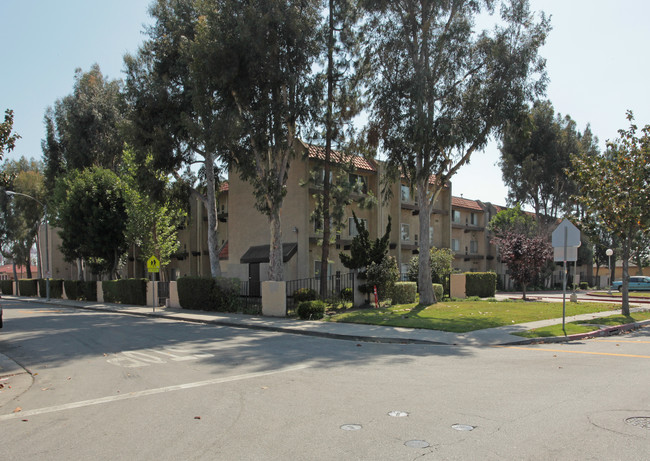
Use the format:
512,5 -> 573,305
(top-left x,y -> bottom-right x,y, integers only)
2,0 -> 650,207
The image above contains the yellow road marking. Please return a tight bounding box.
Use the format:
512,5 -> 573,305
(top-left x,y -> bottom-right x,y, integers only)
593,339 -> 650,344
500,346 -> 650,359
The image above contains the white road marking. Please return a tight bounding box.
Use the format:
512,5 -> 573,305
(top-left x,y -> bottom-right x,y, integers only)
0,364 -> 309,422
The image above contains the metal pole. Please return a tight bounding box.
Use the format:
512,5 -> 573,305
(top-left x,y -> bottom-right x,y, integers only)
562,227 -> 567,336
45,203 -> 50,301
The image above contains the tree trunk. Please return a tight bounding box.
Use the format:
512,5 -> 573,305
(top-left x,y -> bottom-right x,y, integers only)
417,178 -> 434,305
12,261 -> 19,296
621,237 -> 631,316
77,258 -> 84,281
269,208 -> 284,281
320,0 -> 335,299
204,150 -> 222,278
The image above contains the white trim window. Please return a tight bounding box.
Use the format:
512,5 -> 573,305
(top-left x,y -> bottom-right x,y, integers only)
400,184 -> 411,202
429,226 -> 434,243
314,261 -> 333,278
349,217 -> 368,237
470,212 -> 479,226
470,240 -> 479,254
401,223 -> 410,241
451,239 -> 460,252
452,210 -> 461,223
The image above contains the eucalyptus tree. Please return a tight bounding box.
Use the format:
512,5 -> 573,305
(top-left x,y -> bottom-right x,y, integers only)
363,0 -> 549,304
210,0 -> 323,281
42,64 -> 126,192
123,0 -> 238,277
499,100 -> 599,222
1,109 -> 20,158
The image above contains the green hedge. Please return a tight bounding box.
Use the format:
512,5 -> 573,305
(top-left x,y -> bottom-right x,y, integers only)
432,283 -> 444,301
64,280 -> 98,301
292,288 -> 318,303
18,279 -> 38,296
177,276 -> 242,312
465,272 -> 497,298
0,280 -> 13,295
102,279 -> 147,305
392,282 -> 417,304
38,279 -> 64,299
297,300 -> 326,320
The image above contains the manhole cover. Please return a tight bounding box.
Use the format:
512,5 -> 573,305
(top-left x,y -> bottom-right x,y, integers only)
405,440 -> 430,448
388,411 -> 409,417
452,424 -> 475,431
340,424 -> 362,431
625,417 -> 650,429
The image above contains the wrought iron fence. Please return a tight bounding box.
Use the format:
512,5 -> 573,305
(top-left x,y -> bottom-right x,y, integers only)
157,281 -> 170,307
286,272 -> 355,315
239,280 -> 262,313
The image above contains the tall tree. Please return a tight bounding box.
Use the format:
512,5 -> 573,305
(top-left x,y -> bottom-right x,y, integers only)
1,109 -> 20,158
311,0 -> 365,295
0,158 -> 46,278
42,64 -> 126,191
569,112 -> 650,316
124,0 -> 239,278
212,0 -> 322,281
363,0 -> 549,304
55,167 -> 129,279
499,100 -> 599,222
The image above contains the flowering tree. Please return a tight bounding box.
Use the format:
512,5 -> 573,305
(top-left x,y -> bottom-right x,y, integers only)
492,230 -> 552,300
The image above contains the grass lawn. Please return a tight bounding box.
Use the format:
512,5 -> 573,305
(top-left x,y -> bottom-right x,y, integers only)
514,311 -> 650,338
326,299 -> 621,333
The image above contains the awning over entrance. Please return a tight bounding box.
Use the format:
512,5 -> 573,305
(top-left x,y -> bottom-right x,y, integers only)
240,242 -> 298,264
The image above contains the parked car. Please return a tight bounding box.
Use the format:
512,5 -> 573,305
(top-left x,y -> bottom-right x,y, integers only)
611,276 -> 650,291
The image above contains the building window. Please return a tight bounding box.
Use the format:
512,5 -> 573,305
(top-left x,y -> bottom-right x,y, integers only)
315,168 -> 333,186
349,217 -> 368,237
470,240 -> 479,254
400,184 -> 410,202
452,210 -> 461,223
401,223 -> 410,241
451,239 -> 460,252
314,261 -> 333,278
314,216 -> 332,234
349,174 -> 368,194
429,226 -> 434,243
470,212 -> 479,226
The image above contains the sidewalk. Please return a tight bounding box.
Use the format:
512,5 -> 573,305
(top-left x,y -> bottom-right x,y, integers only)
4,294 -> 650,347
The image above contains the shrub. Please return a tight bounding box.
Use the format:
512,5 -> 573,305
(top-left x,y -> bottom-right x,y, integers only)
432,283 -> 444,302
0,280 -> 13,295
465,272 -> 497,298
64,280 -> 98,301
212,277 -> 242,313
365,256 -> 399,300
293,287 -> 318,303
340,287 -> 353,301
102,279 -> 147,305
18,279 -> 38,296
579,281 -> 589,290
392,282 -> 417,304
297,300 -> 326,320
39,279 -> 64,298
177,277 -> 214,310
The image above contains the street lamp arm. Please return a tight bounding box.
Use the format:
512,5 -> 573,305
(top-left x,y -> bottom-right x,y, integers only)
5,190 -> 44,207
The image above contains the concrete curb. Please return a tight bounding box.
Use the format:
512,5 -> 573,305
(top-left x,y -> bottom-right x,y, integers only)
507,319 -> 650,345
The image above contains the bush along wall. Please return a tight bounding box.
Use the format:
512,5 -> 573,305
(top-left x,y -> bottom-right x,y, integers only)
18,279 -> 38,297
391,282 -> 417,304
0,280 -> 13,295
177,276 -> 242,313
102,279 -> 147,305
64,280 -> 98,301
465,272 -> 497,298
432,283 -> 444,301
38,279 -> 64,299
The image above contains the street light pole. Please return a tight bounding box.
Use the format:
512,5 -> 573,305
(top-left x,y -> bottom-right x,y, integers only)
606,248 -> 614,295
5,190 -> 49,301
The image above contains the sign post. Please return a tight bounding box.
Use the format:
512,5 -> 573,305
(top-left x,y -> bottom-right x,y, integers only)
147,256 -> 160,312
551,219 -> 581,336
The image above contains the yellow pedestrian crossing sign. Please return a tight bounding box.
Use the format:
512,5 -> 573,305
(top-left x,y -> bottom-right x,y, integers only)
147,256 -> 160,273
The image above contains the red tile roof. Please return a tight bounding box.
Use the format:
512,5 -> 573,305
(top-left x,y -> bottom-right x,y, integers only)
304,143 -> 376,172
452,196 -> 484,211
219,182 -> 229,192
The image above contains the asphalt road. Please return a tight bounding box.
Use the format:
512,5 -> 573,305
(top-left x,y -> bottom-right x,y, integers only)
1,298 -> 649,460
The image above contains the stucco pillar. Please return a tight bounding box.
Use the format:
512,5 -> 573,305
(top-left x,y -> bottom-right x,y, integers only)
450,273 -> 466,299
262,281 -> 286,317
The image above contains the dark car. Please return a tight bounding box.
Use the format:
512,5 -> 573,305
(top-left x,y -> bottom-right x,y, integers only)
611,276 -> 650,292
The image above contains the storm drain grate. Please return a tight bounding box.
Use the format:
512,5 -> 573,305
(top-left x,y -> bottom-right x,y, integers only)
625,417 -> 650,429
